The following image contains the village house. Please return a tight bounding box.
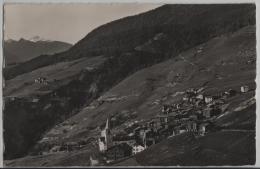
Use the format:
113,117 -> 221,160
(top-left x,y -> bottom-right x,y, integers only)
186,121 -> 197,132
198,123 -> 209,136
241,85 -> 249,93
174,125 -> 187,135
50,145 -> 61,153
196,94 -> 204,100
32,98 -> 40,103
132,144 -> 145,155
205,96 -> 213,103
183,96 -> 189,102
34,77 -> 48,84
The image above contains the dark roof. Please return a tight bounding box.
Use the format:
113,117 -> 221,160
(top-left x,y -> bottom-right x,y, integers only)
113,135 -> 135,141
107,143 -> 132,152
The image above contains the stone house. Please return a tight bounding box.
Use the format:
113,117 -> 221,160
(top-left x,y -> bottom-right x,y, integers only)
185,121 -> 197,132
241,85 -> 249,93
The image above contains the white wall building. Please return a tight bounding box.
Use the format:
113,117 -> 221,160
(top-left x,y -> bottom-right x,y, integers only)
132,145 -> 145,155
241,85 -> 249,93
205,96 -> 213,103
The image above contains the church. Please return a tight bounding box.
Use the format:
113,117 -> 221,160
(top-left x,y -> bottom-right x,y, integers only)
98,118 -> 112,152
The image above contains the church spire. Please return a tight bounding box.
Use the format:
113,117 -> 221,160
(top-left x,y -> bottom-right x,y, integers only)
105,117 -> 110,130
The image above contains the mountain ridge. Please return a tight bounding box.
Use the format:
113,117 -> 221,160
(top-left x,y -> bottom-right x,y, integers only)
4,38 -> 72,66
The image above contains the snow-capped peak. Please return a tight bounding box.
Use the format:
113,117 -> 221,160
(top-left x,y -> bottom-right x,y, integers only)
28,36 -> 51,42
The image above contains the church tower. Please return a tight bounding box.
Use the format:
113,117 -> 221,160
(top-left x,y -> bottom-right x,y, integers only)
98,117 -> 112,152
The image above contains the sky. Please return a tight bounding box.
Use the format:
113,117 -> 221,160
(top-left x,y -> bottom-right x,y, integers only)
4,3 -> 162,44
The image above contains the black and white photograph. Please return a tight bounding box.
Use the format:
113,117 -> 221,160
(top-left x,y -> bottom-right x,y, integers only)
2,1 -> 257,167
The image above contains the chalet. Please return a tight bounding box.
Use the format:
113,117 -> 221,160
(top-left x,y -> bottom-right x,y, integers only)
50,145 -> 61,153
32,98 -> 40,103
34,77 -> 48,84
189,114 -> 198,121
183,96 -> 189,102
175,125 -> 187,135
205,96 -> 213,103
186,121 -> 197,132
127,133 -> 135,137
198,123 -> 209,136
241,85 -> 249,93
105,143 -> 132,161
196,94 -> 204,100
159,115 -> 169,124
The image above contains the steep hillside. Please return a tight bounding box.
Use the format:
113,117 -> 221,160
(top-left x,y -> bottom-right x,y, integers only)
4,4 -> 255,80
115,131 -> 255,166
4,38 -> 72,66
4,25 -> 256,166
37,25 -> 255,141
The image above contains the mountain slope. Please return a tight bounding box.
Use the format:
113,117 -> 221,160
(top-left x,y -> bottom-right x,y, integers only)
4,25 -> 256,166
4,38 -> 72,66
116,131 -> 255,166
3,4 -> 255,161
4,4 -> 255,80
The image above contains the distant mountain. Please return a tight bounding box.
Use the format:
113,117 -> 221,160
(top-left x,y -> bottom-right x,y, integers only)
4,38 -> 72,66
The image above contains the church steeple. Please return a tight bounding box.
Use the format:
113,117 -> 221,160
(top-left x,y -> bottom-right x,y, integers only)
105,117 -> 110,130
98,117 -> 112,152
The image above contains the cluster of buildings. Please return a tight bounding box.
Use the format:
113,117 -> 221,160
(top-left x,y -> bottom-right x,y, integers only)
34,77 -> 49,85
97,85 -> 251,163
